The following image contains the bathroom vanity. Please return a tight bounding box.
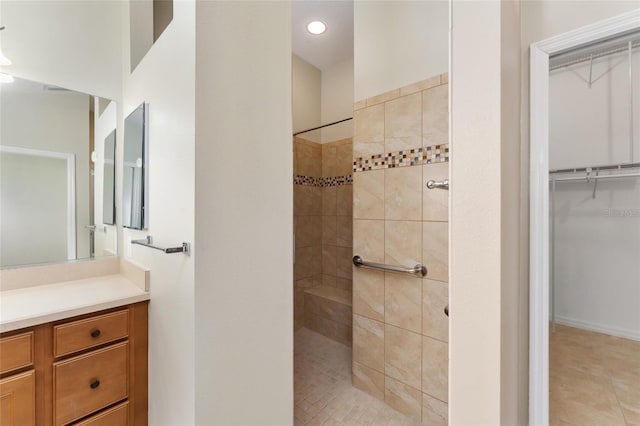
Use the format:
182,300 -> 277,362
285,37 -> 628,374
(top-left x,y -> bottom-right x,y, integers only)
0,258 -> 150,426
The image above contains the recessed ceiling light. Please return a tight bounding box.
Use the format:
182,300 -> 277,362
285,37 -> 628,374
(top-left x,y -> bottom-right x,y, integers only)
307,21 -> 327,35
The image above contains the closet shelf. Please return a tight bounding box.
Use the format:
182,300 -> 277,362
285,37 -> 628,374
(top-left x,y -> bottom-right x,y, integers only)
549,162 -> 640,182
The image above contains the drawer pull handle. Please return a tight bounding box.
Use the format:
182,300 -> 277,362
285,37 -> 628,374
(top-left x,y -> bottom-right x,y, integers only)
90,329 -> 101,338
90,379 -> 100,389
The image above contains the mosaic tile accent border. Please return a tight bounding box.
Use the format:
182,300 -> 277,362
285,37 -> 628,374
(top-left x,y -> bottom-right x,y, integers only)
294,174 -> 353,187
353,144 -> 449,173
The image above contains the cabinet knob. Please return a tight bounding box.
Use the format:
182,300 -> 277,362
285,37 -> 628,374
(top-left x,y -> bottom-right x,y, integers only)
90,329 -> 101,338
90,379 -> 100,389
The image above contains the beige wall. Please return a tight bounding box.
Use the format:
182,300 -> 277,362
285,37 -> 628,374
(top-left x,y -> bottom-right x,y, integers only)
194,2 -> 293,424
321,58 -> 354,143
450,1 -> 522,424
354,0 -> 448,101
351,74 -> 449,424
293,54 -> 321,141
0,0 -> 122,101
121,0 -> 196,423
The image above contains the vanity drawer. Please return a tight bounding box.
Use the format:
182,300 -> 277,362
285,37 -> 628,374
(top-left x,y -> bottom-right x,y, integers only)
74,401 -> 129,426
0,332 -> 34,375
54,310 -> 129,357
53,342 -> 128,425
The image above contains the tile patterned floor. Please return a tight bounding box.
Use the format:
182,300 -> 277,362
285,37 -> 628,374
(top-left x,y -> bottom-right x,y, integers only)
550,324 -> 640,426
295,328 -> 421,426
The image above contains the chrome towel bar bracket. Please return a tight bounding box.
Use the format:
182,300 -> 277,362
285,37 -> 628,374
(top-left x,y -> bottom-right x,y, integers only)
131,236 -> 191,255
426,179 -> 449,190
353,255 -> 427,277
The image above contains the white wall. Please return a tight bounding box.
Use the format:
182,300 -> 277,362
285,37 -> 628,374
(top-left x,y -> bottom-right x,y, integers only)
550,51 -> 640,339
292,54 -> 321,141
354,0 -> 448,101
120,1 -> 196,423
0,79 -> 91,263
0,0 -> 122,101
194,1 -> 293,424
321,57 -> 353,143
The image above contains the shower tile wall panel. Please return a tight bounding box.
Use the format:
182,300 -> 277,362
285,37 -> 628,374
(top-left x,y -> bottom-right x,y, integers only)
294,137 -> 353,335
351,73 -> 449,425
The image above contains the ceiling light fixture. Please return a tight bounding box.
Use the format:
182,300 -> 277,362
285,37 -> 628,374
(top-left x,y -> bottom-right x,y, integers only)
307,21 -> 327,35
0,26 -> 12,67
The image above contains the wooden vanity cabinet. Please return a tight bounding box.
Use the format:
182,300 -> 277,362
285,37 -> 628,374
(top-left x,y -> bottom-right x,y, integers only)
0,302 -> 148,426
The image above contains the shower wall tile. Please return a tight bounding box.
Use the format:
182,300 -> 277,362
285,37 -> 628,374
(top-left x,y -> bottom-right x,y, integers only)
353,362 -> 385,400
385,220 -> 422,268
353,268 -> 385,322
295,138 -> 322,177
423,279 -> 449,342
322,145 -> 337,178
295,245 -> 322,280
337,185 -> 353,216
423,162 -> 449,222
322,215 -> 337,245
336,215 -> 352,248
354,104 -> 385,158
385,324 -> 422,389
366,88 -> 400,107
422,222 -> 449,282
321,274 -> 337,288
385,376 -> 422,421
337,144 -> 353,176
295,215 -> 322,248
422,393 -> 448,425
385,165 -> 422,221
336,277 -> 352,292
353,314 -> 385,372
385,273 -> 422,333
385,92 -> 422,153
422,85 -> 448,148
322,244 -> 337,276
400,75 -> 441,97
354,219 -> 385,263
352,74 -> 450,421
335,246 -> 352,279
422,336 -> 448,403
294,185 -> 322,216
322,186 -> 337,216
354,169 -> 385,220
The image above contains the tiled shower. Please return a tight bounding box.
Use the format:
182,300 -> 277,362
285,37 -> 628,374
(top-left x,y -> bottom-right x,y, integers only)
351,73 -> 450,424
293,133 -> 353,345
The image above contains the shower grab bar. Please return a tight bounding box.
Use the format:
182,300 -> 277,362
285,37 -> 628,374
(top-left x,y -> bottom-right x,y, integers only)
131,236 -> 191,255
352,255 -> 427,277
426,179 -> 449,190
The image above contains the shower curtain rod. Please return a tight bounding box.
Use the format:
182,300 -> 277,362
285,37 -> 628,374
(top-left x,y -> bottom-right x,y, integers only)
293,117 -> 353,136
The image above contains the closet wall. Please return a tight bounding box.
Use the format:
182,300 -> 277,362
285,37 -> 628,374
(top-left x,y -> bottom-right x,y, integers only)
550,48 -> 640,340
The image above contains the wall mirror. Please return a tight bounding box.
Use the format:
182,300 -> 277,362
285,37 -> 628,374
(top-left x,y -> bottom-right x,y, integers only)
103,129 -> 116,225
0,76 -> 118,267
122,103 -> 148,230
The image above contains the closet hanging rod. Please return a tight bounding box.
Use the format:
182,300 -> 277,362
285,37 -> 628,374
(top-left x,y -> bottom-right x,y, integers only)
550,162 -> 640,175
550,172 -> 640,182
549,40 -> 640,70
293,117 -> 353,136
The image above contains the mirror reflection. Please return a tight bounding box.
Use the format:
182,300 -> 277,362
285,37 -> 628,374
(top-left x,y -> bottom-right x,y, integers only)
0,76 -> 118,267
123,103 -> 147,230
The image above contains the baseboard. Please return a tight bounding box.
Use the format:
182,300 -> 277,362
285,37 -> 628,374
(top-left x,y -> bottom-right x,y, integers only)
554,316 -> 640,342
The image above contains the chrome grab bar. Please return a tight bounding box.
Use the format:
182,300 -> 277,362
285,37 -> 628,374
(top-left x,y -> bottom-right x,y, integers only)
426,179 -> 449,190
352,255 -> 427,277
131,236 -> 191,255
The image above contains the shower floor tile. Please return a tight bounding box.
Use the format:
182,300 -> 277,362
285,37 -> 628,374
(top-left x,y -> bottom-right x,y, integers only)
295,328 -> 420,426
550,324 -> 640,426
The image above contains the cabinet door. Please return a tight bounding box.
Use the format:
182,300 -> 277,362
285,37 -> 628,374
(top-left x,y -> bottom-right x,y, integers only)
0,370 -> 35,426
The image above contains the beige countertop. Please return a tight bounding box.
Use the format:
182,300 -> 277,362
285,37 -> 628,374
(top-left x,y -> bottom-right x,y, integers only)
0,274 -> 150,333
